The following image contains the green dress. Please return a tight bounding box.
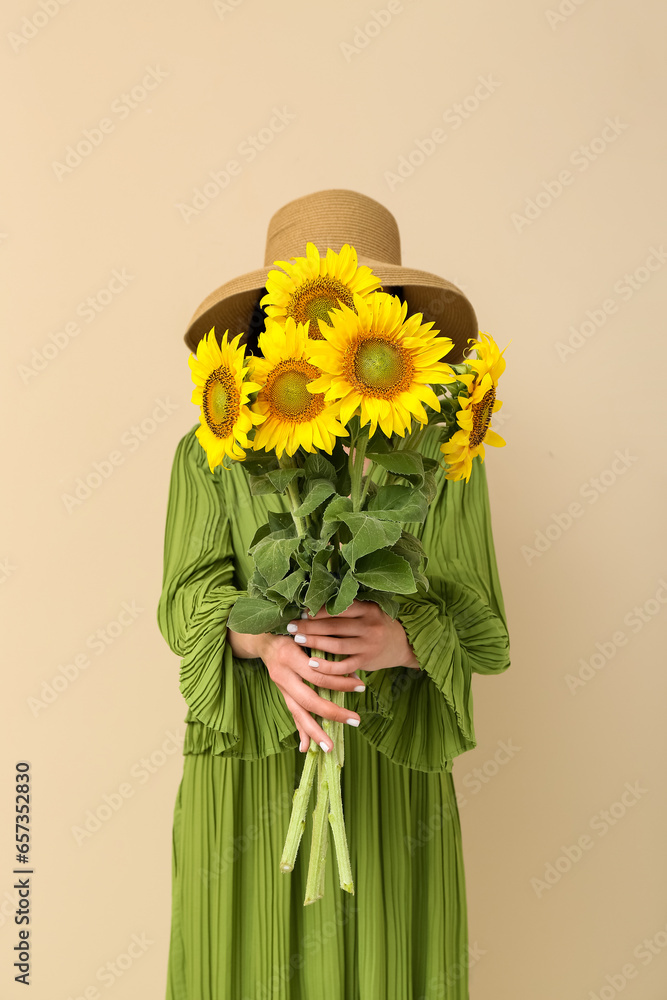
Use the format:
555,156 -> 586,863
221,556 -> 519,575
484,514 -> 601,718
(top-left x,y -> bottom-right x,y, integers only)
156,422 -> 510,1000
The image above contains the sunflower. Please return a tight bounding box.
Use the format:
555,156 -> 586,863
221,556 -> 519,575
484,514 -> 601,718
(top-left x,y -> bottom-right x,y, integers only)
249,317 -> 348,458
440,332 -> 509,482
260,241 -> 382,340
305,291 -> 457,439
189,327 -> 266,472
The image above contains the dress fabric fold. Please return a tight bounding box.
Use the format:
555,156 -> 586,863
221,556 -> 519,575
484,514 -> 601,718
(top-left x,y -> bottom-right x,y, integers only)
157,422 -> 510,999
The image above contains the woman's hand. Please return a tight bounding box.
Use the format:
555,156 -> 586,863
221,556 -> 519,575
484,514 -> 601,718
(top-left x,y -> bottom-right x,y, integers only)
226,627 -> 365,754
286,599 -> 421,674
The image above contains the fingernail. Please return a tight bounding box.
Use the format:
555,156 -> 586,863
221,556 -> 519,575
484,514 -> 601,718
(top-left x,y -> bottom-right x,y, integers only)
299,737 -> 306,752
308,658 -> 319,669
319,740 -> 330,752
300,611 -> 309,619
286,623 -> 298,633
345,718 -> 360,727
354,685 -> 365,692
294,634 -> 307,643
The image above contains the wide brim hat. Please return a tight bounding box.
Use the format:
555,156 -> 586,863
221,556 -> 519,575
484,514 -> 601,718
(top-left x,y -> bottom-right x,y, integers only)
183,188 -> 479,364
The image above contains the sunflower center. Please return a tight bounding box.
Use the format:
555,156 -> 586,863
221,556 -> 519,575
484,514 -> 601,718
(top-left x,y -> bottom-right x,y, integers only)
265,359 -> 325,422
347,337 -> 414,398
203,366 -> 241,439
287,276 -> 355,340
470,385 -> 496,447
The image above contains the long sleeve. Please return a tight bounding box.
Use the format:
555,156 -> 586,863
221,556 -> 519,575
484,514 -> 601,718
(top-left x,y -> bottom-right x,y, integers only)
156,427 -> 298,759
355,434 -> 511,773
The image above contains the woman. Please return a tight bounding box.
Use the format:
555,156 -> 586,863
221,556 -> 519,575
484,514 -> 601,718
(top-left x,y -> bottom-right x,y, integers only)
157,190 -> 511,999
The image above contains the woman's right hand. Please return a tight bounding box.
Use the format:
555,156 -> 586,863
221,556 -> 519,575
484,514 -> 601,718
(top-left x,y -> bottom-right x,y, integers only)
227,628 -> 364,753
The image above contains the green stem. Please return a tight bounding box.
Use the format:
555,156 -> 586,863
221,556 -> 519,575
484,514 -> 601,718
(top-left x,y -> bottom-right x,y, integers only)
304,749 -> 330,905
358,459 -> 377,510
324,700 -> 354,894
279,744 -> 318,873
350,433 -> 369,513
280,454 -> 307,537
329,528 -> 341,575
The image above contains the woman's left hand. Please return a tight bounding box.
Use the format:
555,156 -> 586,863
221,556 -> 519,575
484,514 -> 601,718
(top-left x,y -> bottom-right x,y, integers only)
286,599 -> 421,675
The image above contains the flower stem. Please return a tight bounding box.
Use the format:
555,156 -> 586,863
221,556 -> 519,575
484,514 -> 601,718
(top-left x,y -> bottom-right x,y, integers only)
323,694 -> 354,894
303,750 -> 330,905
279,743 -> 318,874
315,670 -> 353,895
350,432 -> 369,513
279,454 -> 307,537
358,459 -> 377,510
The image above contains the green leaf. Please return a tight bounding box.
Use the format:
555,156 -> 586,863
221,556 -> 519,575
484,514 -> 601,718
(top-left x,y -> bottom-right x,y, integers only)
396,530 -> 427,557
241,449 -> 280,475
248,515 -> 296,555
253,536 -> 301,587
310,540 -> 334,566
247,566 -> 269,598
227,596 -> 284,634
411,569 -> 430,592
391,532 -> 427,571
365,450 -> 425,485
319,495 -> 353,542
363,433 -> 392,454
268,568 -> 306,603
291,479 -> 336,517
304,560 -> 338,616
336,467 -> 351,499
266,467 -> 305,493
248,521 -> 271,553
337,512 -> 402,568
267,509 -> 297,535
421,470 -> 438,505
329,438 -> 352,496
303,453 -> 336,482
326,569 -> 360,616
356,588 -> 400,619
294,537 -> 333,573
249,474 -> 278,496
368,484 -> 428,523
322,495 -> 353,522
354,549 -> 416,594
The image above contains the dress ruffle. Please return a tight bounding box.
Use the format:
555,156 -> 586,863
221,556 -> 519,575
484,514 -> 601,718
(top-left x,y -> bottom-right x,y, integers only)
156,431 -> 299,760
355,575 -> 510,772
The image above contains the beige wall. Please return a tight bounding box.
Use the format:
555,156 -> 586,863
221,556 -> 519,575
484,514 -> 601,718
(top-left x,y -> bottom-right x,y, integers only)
3,1 -> 665,997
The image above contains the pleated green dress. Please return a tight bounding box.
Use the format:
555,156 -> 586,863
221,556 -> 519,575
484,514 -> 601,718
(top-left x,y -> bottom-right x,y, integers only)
156,421 -> 511,1000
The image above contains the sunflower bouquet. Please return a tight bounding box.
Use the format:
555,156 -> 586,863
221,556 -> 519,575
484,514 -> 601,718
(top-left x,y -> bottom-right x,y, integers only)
188,242 -> 509,905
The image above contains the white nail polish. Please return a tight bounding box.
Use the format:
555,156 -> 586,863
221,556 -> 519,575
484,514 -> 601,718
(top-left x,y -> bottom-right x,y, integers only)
300,611 -> 309,619
286,623 -> 298,633
354,685 -> 365,692
319,740 -> 330,752
308,658 -> 319,669
294,634 -> 307,643
346,718 -> 360,727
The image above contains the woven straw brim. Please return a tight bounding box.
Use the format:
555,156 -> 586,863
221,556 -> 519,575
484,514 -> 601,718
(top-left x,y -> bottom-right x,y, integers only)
183,258 -> 478,364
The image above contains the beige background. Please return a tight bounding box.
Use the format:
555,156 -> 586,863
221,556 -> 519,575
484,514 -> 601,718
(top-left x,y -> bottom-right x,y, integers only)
2,1 -> 666,997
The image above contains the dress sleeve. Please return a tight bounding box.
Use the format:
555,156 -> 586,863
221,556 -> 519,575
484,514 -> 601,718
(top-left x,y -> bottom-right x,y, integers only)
156,426 -> 298,760
356,442 -> 511,773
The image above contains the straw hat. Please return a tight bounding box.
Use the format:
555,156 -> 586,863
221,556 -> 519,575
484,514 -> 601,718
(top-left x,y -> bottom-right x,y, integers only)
183,188 -> 478,363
